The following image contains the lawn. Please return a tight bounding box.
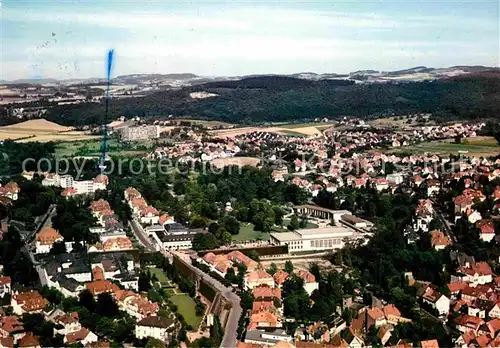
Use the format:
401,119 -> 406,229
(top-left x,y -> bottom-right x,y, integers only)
233,223 -> 270,241
282,219 -> 318,229
170,294 -> 203,329
149,267 -> 169,284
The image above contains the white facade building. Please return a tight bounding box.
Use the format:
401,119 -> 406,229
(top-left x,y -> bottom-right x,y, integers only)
270,227 -> 367,252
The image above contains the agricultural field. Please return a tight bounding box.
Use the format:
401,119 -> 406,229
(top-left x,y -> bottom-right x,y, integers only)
368,114 -> 435,129
278,122 -> 335,129
211,123 -> 326,138
55,138 -> 148,157
0,119 -> 98,142
388,138 -> 500,157
210,156 -> 261,168
172,119 -> 234,128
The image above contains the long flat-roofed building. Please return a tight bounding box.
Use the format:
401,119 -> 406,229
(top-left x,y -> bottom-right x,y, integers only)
270,226 -> 367,252
294,204 -> 351,222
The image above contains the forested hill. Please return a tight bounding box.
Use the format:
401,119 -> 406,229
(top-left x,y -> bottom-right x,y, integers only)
44,74 -> 500,126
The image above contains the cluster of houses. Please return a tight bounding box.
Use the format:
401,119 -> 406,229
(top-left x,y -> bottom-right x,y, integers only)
147,140 -> 241,163
0,274 -> 175,347
199,251 -> 324,346
87,199 -> 134,253
124,187 -> 161,225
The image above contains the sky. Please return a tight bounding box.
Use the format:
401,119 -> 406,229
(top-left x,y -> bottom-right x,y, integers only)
1,0 -> 499,80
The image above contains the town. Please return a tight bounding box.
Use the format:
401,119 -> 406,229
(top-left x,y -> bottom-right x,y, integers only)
0,111 -> 497,348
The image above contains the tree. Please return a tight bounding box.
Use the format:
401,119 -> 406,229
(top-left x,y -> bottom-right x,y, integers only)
178,327 -> 187,342
284,260 -> 294,274
79,290 -> 95,311
210,316 -> 223,346
223,215 -> 240,235
139,271 -> 152,292
49,241 -> 67,254
192,232 -> 219,251
145,337 -> 164,348
428,218 -> 444,231
267,263 -> 278,276
221,231 -> 232,245
299,215 -> 308,228
309,262 -> 321,282
225,268 -> 238,284
147,289 -> 163,303
39,286 -> 63,305
288,215 -> 299,231
96,293 -> 119,317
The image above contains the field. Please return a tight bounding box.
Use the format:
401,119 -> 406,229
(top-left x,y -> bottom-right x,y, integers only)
368,114 -> 435,129
55,138 -> 148,157
210,156 -> 261,168
0,119 -> 98,142
389,138 -> 500,157
232,223 -> 269,241
170,294 -> 203,329
172,119 -> 234,128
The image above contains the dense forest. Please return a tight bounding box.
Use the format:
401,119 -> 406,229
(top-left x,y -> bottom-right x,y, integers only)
42,74 -> 500,126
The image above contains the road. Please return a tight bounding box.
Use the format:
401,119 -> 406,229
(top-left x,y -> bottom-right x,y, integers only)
129,219 -> 242,347
431,199 -> 457,243
129,219 -> 156,250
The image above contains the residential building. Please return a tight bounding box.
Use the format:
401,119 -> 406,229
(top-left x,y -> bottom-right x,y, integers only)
421,287 -> 450,316
295,270 -> 319,296
135,316 -> 175,342
35,227 -> 64,254
245,271 -> 275,290
64,328 -> 99,346
11,291 -> 48,315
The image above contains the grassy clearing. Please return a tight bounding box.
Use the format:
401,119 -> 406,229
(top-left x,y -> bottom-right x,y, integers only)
233,223 -> 269,241
170,294 -> 203,328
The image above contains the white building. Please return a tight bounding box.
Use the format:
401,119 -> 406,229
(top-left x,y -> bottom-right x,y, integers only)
386,173 -> 405,185
269,226 -> 367,252
422,288 -> 450,316
135,316 -> 175,342
35,227 -> 64,254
